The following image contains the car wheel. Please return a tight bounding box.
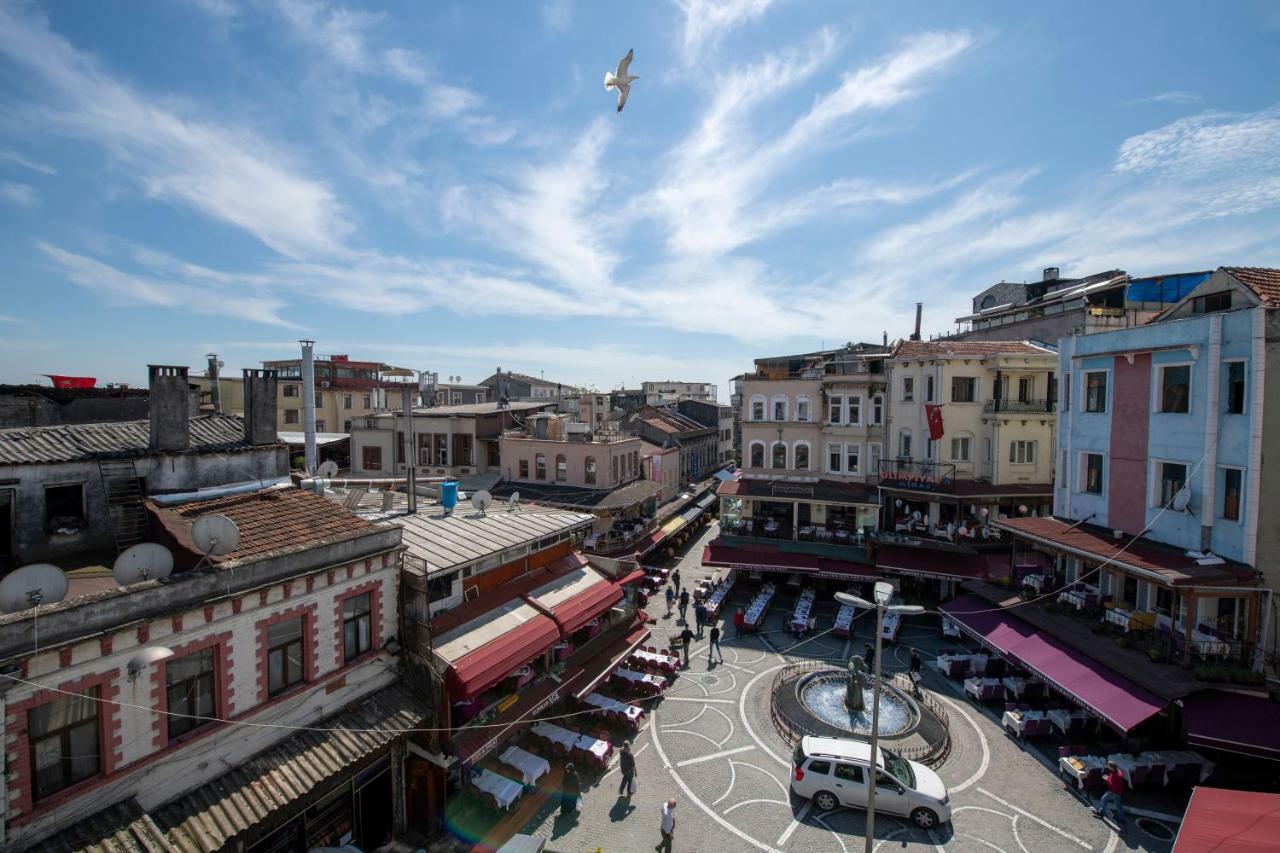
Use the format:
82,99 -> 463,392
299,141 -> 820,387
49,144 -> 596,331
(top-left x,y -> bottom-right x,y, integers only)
813,791 -> 839,812
911,807 -> 939,829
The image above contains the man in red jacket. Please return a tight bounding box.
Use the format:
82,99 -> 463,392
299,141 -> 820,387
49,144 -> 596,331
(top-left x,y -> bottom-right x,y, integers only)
1095,760 -> 1127,828
733,607 -> 745,637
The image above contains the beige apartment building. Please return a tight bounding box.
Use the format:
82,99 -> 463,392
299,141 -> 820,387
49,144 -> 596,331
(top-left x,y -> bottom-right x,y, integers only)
723,343 -> 892,541
498,414 -> 642,489
882,339 -> 1058,531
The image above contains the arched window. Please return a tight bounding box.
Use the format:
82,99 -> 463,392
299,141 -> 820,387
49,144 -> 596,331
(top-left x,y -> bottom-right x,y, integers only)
555,453 -> 567,481
794,442 -> 810,470
749,441 -> 765,468
771,441 -> 787,469
612,456 -> 619,482
772,395 -> 789,422
749,394 -> 766,421
795,395 -> 812,422
585,456 -> 597,485
632,451 -> 638,477
535,453 -> 547,480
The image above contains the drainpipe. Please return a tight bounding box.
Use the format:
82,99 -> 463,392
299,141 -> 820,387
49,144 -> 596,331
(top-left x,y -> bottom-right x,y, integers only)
1200,315 -> 1221,550
1244,307 -> 1265,567
1062,338 -> 1074,519
300,339 -> 317,474
402,386 -> 417,514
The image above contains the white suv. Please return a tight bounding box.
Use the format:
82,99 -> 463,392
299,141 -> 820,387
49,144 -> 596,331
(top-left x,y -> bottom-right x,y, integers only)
790,736 -> 951,829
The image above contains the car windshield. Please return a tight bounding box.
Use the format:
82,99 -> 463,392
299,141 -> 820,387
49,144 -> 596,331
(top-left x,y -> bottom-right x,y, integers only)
883,752 -> 914,788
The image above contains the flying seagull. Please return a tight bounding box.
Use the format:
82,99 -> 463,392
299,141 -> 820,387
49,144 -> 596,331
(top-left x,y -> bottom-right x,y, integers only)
604,48 -> 638,112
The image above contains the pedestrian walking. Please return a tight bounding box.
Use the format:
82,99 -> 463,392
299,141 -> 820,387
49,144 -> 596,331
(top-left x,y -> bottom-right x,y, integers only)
733,606 -> 745,637
618,740 -> 638,797
909,649 -> 922,675
672,568 -> 681,593
562,762 -> 581,816
678,589 -> 690,623
694,602 -> 707,638
708,623 -> 724,662
679,626 -> 694,667
1095,761 -> 1127,828
655,798 -> 677,852
665,585 -> 675,617
864,642 -> 875,670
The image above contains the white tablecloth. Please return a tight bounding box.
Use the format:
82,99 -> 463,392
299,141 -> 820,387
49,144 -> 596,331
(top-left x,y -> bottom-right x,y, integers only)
631,649 -> 678,670
1058,755 -> 1106,785
1002,709 -> 1047,735
584,693 -> 645,723
614,668 -> 666,690
473,768 -> 523,809
531,722 -> 612,763
1104,608 -> 1132,631
498,746 -> 550,785
1048,708 -> 1095,734
1024,574 -> 1046,592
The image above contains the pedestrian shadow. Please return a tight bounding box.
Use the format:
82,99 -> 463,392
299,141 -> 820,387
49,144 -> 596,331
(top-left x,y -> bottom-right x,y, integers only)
550,808 -> 580,839
609,796 -> 636,822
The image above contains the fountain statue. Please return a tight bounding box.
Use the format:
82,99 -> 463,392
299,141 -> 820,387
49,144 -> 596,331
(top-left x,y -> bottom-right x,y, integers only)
845,655 -> 869,711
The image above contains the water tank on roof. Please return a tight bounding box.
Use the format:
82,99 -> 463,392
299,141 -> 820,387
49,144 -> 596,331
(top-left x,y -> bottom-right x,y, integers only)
440,479 -> 459,512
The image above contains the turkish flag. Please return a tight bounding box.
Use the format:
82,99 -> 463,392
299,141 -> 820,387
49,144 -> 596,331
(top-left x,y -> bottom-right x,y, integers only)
925,404 -> 944,440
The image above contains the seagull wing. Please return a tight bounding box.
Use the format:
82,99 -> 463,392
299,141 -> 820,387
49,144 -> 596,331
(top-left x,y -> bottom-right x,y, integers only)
616,48 -> 634,77
616,82 -> 630,112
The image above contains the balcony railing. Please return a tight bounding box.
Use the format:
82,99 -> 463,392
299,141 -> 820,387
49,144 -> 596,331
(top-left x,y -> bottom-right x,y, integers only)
877,458 -> 957,492
983,398 -> 1056,414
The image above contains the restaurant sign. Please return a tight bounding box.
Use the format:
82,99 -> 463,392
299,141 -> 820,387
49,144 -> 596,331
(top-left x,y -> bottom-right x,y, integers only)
468,684 -> 566,763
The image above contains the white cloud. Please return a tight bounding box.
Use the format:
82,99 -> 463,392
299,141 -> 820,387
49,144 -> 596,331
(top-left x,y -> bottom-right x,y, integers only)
37,243 -> 296,327
275,0 -> 380,71
0,150 -> 56,175
1,182 -> 37,206
1130,90 -> 1201,105
0,5 -> 350,258
675,0 -> 778,61
542,0 -> 572,33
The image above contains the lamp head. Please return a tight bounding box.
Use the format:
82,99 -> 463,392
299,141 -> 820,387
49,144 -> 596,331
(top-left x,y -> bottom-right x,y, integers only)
873,581 -> 894,606
834,591 -> 872,609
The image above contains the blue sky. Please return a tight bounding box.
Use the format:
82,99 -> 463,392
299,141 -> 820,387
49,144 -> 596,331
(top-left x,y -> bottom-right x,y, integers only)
2,0 -> 1279,399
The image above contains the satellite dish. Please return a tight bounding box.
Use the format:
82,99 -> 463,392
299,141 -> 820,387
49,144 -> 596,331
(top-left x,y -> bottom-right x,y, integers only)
507,491 -> 521,512
127,645 -> 174,681
0,564 -> 69,613
317,460 -> 339,478
979,507 -> 990,518
472,490 -> 492,515
1171,486 -> 1192,513
113,543 -> 174,587
191,514 -> 240,557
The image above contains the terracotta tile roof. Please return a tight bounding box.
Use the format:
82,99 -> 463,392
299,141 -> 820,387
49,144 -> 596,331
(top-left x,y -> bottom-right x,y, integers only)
1223,267 -> 1280,306
150,486 -> 382,565
994,516 -> 1256,586
891,340 -> 1056,360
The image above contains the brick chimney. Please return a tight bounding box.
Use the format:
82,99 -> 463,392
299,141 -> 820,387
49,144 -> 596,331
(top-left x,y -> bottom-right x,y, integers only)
242,368 -> 279,446
148,365 -> 190,452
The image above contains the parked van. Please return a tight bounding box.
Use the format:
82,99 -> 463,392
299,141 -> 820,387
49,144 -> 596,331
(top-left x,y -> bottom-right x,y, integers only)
790,736 -> 950,829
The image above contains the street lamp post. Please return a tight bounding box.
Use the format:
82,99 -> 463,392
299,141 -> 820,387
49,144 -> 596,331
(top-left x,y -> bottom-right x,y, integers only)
835,583 -> 925,853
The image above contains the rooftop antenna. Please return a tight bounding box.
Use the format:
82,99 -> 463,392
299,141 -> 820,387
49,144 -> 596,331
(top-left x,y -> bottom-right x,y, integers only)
317,459 -> 339,480
112,543 -> 175,587
0,563 -> 70,664
191,514 -> 241,570
471,489 -> 492,517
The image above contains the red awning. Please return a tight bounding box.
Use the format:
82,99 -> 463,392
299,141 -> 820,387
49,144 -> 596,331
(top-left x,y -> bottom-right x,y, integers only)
433,599 -> 563,700
1173,786 -> 1280,852
1181,690 -> 1280,761
617,568 -> 647,586
941,595 -> 1165,733
525,566 -> 624,636
875,545 -> 987,581
702,542 -> 818,573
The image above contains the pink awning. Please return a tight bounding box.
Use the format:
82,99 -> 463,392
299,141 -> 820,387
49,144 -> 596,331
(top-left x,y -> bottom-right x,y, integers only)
1173,787 -> 1280,852
940,595 -> 1165,733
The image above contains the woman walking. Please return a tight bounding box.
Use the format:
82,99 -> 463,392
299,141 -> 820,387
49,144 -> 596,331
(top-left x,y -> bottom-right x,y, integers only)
562,762 -> 581,816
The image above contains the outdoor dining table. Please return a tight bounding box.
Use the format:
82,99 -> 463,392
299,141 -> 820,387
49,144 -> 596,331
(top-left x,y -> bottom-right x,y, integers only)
497,745 -> 551,786
613,668 -> 666,693
1058,754 -> 1107,787
1143,750 -> 1214,783
1048,708 -> 1095,734
1023,574 -> 1046,592
1002,676 -> 1028,698
1191,630 -> 1231,656
964,677 -> 1002,700
1058,589 -> 1087,610
1104,607 -> 1132,632
531,722 -> 613,766
629,649 -> 679,673
1002,709 -> 1048,737
472,767 -> 524,810
815,529 -> 834,542
584,693 -> 646,725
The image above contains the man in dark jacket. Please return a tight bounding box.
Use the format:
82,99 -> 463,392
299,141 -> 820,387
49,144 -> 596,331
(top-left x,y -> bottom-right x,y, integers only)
679,626 -> 694,667
708,623 -> 724,663
562,762 -> 581,816
618,740 -> 637,796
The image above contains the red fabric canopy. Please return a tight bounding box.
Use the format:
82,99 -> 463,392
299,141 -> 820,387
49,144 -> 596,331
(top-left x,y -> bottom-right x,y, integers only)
876,545 -> 987,580
544,579 -> 623,635
941,595 -> 1165,733
1181,690 -> 1280,760
441,606 -> 562,700
1173,786 -> 1280,852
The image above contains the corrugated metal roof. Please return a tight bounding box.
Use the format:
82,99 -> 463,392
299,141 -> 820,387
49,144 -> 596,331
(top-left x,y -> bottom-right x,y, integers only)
149,682 -> 425,853
367,504 -> 594,575
29,797 -> 169,853
0,414 -> 258,465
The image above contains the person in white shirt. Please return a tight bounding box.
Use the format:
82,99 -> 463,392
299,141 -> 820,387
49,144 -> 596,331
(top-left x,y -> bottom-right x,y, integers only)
656,798 -> 677,852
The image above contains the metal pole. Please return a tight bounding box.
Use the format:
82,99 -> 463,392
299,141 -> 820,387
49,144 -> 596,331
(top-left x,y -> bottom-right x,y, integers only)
402,385 -> 417,515
300,339 -> 317,474
865,602 -> 884,853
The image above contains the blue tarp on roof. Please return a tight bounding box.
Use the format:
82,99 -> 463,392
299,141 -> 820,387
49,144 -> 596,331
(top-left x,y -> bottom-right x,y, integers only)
1126,271 -> 1211,303
713,468 -> 737,481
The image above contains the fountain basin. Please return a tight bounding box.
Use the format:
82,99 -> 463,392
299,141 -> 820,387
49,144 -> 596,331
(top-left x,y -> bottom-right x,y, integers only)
795,671 -> 919,738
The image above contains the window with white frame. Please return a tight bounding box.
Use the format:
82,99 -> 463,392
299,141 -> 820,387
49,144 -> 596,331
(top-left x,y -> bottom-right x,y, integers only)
772,395 -> 788,421
1084,371 -> 1107,413
898,429 -> 912,458
1224,361 -> 1246,415
1221,467 -> 1243,521
1158,364 -> 1190,413
925,374 -> 935,403
1009,440 -> 1037,464
950,433 -> 972,463
1153,460 -> 1187,507
750,395 -> 766,421
1082,452 -> 1104,495
951,376 -> 977,403
771,442 -> 787,469
868,442 -> 882,474
845,443 -> 861,475
828,394 -> 844,425
848,396 -> 862,426
984,438 -> 992,464
827,442 -> 841,473
902,377 -> 914,402
794,443 -> 810,470
925,437 -> 937,460
871,395 -> 884,425
796,396 -> 811,422
1018,376 -> 1035,403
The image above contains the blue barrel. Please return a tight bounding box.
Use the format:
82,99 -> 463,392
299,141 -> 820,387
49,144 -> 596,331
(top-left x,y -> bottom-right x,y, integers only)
440,479 -> 459,510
